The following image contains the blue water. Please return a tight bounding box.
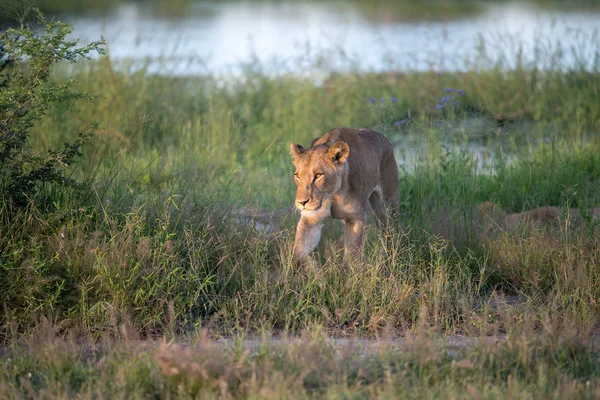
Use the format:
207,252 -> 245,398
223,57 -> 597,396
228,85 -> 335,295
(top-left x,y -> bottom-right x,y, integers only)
62,1 -> 599,75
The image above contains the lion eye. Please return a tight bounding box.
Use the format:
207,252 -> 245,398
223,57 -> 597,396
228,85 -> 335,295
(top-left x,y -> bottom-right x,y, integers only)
314,173 -> 323,180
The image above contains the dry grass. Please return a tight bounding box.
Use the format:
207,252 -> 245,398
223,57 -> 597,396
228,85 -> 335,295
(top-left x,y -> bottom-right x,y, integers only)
1,316 -> 599,399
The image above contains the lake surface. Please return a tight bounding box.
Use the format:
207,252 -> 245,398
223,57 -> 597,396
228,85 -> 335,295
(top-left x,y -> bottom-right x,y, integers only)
57,1 -> 599,75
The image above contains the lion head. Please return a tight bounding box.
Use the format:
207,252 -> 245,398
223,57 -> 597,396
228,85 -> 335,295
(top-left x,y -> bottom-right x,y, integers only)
289,141 -> 350,212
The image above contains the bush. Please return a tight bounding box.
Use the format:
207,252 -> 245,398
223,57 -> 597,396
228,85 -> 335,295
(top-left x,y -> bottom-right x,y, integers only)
0,8 -> 104,207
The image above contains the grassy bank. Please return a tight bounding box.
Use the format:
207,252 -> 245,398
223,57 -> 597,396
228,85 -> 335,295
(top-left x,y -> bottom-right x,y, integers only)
4,0 -> 600,22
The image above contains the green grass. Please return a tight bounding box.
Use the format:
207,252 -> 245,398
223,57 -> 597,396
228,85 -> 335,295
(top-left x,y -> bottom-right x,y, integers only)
1,26 -> 600,397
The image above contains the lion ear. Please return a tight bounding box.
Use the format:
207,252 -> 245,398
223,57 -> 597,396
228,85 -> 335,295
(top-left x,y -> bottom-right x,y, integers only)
290,143 -> 305,160
328,141 -> 350,165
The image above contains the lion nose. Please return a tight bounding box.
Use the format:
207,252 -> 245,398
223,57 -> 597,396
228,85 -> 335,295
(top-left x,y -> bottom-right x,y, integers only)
298,198 -> 310,207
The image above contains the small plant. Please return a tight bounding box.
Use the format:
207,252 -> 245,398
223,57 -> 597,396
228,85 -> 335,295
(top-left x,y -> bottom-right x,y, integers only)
0,9 -> 104,208
434,87 -> 464,111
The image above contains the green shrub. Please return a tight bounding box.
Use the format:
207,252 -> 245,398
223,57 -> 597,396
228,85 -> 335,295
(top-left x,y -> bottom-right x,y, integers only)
0,9 -> 104,207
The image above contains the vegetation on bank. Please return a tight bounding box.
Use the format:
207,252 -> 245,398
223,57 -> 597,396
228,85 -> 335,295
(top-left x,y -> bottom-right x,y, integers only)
3,0 -> 600,23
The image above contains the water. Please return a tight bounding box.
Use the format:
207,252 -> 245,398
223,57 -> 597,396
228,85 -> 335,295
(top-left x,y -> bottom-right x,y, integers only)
59,1 -> 600,75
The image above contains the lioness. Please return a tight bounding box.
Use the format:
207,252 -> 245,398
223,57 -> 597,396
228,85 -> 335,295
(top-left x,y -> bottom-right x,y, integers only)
290,127 -> 398,263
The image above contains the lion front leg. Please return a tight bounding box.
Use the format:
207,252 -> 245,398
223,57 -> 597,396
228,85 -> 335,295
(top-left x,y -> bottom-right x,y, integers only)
293,217 -> 324,265
343,214 -> 366,261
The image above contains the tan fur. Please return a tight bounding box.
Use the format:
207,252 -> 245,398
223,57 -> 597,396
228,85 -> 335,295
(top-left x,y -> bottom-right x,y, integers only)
290,127 -> 398,263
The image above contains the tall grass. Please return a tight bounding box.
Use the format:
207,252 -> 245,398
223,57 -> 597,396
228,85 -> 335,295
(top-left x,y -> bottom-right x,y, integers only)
1,28 -> 600,344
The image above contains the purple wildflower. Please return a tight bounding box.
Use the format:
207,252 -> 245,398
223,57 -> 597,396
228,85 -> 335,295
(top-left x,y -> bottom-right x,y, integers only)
456,89 -> 465,95
445,88 -> 453,92
435,104 -> 443,110
439,96 -> 448,103
393,120 -> 406,126
369,98 -> 376,103
453,101 -> 458,107
391,97 -> 398,103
